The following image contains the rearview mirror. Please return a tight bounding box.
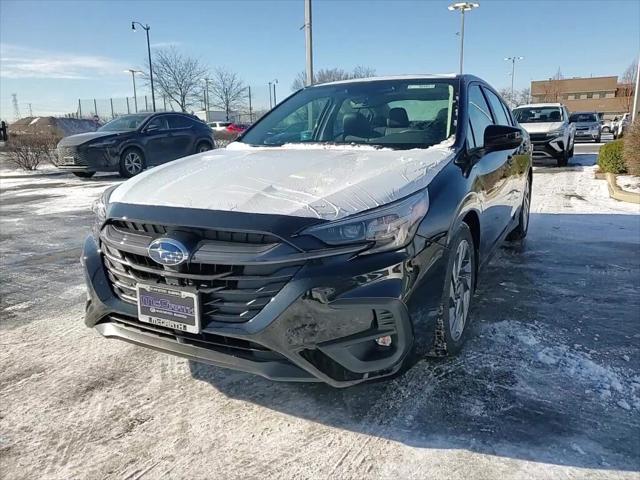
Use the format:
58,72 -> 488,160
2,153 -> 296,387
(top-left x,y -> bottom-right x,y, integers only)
484,125 -> 522,151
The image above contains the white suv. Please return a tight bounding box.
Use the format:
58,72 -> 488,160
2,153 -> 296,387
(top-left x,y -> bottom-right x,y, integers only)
513,103 -> 575,167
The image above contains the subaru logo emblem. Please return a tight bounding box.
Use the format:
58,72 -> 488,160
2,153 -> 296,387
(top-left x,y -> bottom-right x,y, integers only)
148,238 -> 189,266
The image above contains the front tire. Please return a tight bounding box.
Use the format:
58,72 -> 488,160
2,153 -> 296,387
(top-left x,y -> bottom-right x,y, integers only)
119,148 -> 145,178
72,171 -> 95,178
432,223 -> 477,356
557,148 -> 569,167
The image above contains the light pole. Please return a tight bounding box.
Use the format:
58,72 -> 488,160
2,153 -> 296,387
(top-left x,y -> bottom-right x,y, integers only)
271,79 -> 278,106
126,69 -> 143,112
505,56 -> 524,107
268,81 -> 273,109
632,54 -> 640,123
131,21 -> 156,112
304,0 -> 313,86
202,78 -> 210,118
448,2 -> 479,75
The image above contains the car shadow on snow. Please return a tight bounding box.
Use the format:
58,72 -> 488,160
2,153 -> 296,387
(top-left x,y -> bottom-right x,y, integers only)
190,211 -> 640,472
533,153 -> 597,171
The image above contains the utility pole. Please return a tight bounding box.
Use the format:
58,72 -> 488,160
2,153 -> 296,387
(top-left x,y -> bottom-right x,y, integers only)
28,103 -> 33,117
633,53 -> 640,123
505,56 -> 524,107
448,2 -> 479,75
268,82 -> 273,109
248,86 -> 253,122
304,0 -> 314,86
12,94 -> 20,119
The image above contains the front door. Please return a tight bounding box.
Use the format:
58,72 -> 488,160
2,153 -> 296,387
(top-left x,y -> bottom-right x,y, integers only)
143,116 -> 171,165
467,84 -> 513,257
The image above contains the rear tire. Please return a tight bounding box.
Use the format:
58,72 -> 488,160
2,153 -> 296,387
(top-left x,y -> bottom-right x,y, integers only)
595,135 -> 601,143
195,141 -> 213,153
72,171 -> 95,178
507,177 -> 531,241
119,148 -> 145,178
431,223 -> 477,357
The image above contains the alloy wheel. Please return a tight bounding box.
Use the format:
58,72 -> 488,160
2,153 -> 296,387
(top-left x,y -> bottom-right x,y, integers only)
124,152 -> 143,175
448,239 -> 473,341
198,143 -> 211,153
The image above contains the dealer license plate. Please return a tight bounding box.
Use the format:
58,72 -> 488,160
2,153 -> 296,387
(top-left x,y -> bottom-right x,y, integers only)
137,284 -> 200,334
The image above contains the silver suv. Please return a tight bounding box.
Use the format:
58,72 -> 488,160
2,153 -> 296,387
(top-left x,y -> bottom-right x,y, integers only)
513,103 -> 575,167
569,111 -> 601,143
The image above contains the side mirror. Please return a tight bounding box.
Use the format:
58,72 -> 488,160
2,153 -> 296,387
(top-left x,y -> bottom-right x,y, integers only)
145,124 -> 160,133
484,125 -> 522,151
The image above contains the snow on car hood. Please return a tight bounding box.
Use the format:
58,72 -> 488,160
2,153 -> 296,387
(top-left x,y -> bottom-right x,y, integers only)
109,140 -> 455,220
519,122 -> 564,134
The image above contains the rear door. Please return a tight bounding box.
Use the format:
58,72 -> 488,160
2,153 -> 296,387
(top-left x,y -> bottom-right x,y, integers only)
467,84 -> 513,256
166,115 -> 196,160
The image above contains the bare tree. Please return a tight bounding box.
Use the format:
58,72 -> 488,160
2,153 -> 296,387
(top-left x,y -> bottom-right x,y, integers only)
291,66 -> 376,90
518,87 -> 531,106
541,67 -> 564,102
498,87 -> 516,107
619,60 -> 638,112
149,47 -> 208,112
209,68 -> 247,121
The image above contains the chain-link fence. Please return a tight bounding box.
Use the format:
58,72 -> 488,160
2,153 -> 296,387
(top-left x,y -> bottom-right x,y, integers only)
76,95 -> 180,122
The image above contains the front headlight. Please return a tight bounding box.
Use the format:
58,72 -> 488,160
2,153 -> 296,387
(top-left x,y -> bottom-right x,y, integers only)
300,190 -> 429,255
91,186 -> 117,238
547,129 -> 564,138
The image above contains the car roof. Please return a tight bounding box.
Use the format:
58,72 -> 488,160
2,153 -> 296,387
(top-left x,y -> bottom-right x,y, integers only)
311,73 -> 459,87
515,103 -> 564,109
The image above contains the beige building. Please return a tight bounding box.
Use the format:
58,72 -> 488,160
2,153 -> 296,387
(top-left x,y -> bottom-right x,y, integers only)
531,76 -> 635,117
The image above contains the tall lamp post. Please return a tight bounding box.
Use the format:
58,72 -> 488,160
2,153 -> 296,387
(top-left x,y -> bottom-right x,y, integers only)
448,2 -> 479,75
268,81 -> 273,109
505,56 -> 524,107
271,79 -> 278,106
632,54 -> 640,123
126,69 -> 143,112
131,21 -> 156,112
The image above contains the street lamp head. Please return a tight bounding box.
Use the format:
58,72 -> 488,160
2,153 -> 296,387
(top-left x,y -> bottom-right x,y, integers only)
448,2 -> 479,11
131,21 -> 136,31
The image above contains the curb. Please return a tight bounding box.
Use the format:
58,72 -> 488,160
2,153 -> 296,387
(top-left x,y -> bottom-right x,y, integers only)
605,173 -> 640,204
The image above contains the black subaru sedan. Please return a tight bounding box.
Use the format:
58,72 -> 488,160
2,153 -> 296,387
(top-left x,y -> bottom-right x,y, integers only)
83,75 -> 532,387
55,112 -> 215,178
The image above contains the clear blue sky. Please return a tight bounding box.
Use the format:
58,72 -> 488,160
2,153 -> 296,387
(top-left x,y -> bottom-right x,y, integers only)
1,0 -> 638,119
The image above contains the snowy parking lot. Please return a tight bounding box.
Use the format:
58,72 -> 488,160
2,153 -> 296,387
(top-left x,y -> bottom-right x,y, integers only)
1,145 -> 639,479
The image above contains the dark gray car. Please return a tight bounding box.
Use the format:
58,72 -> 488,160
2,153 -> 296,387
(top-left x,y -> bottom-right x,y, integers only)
569,111 -> 601,143
55,113 -> 215,178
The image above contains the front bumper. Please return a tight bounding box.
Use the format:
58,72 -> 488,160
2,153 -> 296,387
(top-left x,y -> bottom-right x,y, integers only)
574,130 -> 600,142
530,135 -> 565,158
55,145 -> 119,172
83,233 -> 447,387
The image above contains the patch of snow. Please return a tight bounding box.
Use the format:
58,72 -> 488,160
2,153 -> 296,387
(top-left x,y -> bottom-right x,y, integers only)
29,117 -> 40,125
616,174 -> 640,194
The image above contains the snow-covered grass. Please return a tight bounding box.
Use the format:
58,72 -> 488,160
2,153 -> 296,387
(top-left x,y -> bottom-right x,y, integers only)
617,175 -> 640,194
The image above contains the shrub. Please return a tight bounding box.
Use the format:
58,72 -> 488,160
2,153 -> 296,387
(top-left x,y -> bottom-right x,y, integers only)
623,120 -> 640,176
6,133 -> 60,171
598,139 -> 626,174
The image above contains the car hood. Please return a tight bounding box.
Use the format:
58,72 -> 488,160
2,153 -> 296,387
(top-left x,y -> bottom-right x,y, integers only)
58,131 -> 122,147
518,122 -> 564,134
109,141 -> 455,220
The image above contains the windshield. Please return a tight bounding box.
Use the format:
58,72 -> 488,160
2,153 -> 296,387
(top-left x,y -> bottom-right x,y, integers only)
569,113 -> 598,123
98,114 -> 150,132
513,107 -> 563,123
240,79 -> 457,150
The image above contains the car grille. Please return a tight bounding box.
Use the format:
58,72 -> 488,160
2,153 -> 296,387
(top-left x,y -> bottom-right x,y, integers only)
528,133 -> 548,142
56,145 -> 89,166
100,220 -> 303,325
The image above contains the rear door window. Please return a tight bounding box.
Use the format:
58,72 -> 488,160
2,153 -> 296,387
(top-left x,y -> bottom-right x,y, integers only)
168,115 -> 193,129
